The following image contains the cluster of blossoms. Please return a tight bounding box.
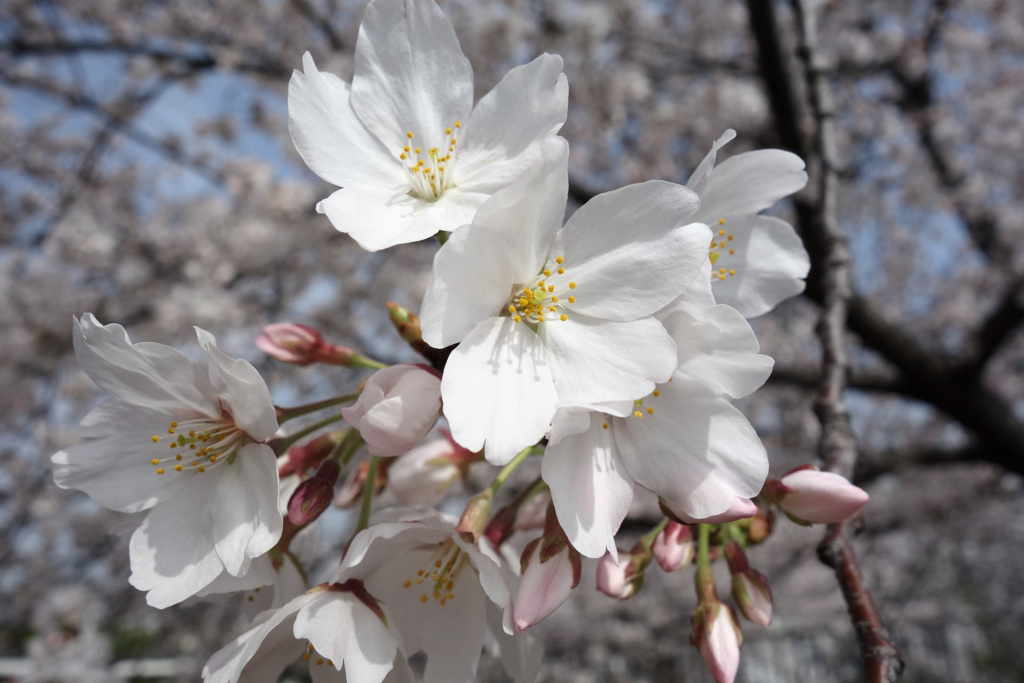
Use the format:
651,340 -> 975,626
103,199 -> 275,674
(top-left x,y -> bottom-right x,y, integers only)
51,1 -> 869,681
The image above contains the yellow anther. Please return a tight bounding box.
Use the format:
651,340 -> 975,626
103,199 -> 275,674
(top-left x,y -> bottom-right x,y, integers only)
170,421 -> 178,428
151,435 -> 159,443
406,131 -> 414,139
719,229 -> 726,236
718,218 -> 725,225
151,458 -> 160,465
560,314 -> 568,321
316,658 -> 324,666
653,389 -> 660,397
403,580 -> 412,588
455,121 -> 461,128
168,428 -> 175,434
169,442 -> 177,449
549,306 -> 557,312
634,411 -> 643,418
602,422 -> 609,430
175,454 -> 182,461
556,256 -> 564,264
729,269 -> 736,276
551,296 -> 559,302
537,280 -> 545,288
156,468 -> 165,475
445,127 -> 452,135
544,269 -> 551,276
415,148 -> 421,154
720,241 -> 726,248
728,235 -> 734,241
568,296 -> 576,303
404,145 -> 410,152
729,249 -> 735,255
514,315 -> 522,323
174,465 -> 183,472
569,282 -> 576,289
420,594 -> 429,603
302,653 -> 311,661
557,267 -> 565,274
508,305 -> 516,314
400,153 -> 407,160
647,407 -> 654,415
198,466 -> 206,473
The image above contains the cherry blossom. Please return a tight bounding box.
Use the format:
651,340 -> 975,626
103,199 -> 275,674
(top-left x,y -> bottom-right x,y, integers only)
288,0 -> 568,251
51,314 -> 281,608
341,364 -> 442,457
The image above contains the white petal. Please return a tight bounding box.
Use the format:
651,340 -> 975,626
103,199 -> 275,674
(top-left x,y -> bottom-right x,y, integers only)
196,328 -> 278,442
662,303 -> 774,399
542,314 -> 676,406
212,443 -> 283,576
486,603 -> 544,683
686,129 -> 736,193
457,54 -> 568,193
288,52 -> 402,188
52,399 -> 185,513
351,0 -> 473,154
202,601 -> 307,683
695,148 -> 808,219
318,184 -> 486,251
441,317 -> 557,465
129,473 -> 225,608
614,380 -> 768,520
666,258 -> 716,309
554,183 -> 710,321
73,313 -> 219,416
420,222 -> 517,349
421,579 -> 487,683
543,413 -> 635,559
295,592 -> 398,683
466,142 -> 569,282
710,215 -> 810,318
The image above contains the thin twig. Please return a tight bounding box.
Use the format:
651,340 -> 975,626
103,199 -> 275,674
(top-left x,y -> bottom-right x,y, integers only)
790,0 -> 904,680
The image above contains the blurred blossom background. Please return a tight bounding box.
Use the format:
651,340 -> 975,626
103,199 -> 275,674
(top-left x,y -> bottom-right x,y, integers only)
1,0 -> 1023,680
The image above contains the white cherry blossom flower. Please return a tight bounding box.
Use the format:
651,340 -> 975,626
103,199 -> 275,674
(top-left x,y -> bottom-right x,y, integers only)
288,0 -> 568,251
542,291 -> 772,559
51,314 -> 282,608
341,364 -> 442,457
687,129 -> 810,318
420,143 -> 712,464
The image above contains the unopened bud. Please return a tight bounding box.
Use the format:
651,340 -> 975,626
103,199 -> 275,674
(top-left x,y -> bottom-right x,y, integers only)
513,508 -> 582,630
256,323 -> 355,366
766,466 -> 869,525
287,460 -> 341,525
690,601 -> 742,683
596,543 -> 652,599
278,430 -> 345,476
653,521 -> 694,572
455,489 -> 493,540
724,541 -> 772,626
386,302 -> 423,344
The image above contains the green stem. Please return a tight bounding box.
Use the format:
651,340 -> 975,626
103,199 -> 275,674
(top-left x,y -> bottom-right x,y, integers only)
336,431 -> 365,467
641,518 -> 670,549
273,414 -> 346,453
725,521 -> 746,545
695,523 -> 718,605
698,523 -> 711,566
355,455 -> 380,534
349,353 -> 387,370
487,446 -> 535,495
276,392 -> 361,423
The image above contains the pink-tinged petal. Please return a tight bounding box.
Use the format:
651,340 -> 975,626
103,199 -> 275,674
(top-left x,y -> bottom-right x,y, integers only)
486,603 -> 544,683
708,214 -> 810,318
295,592 -> 398,683
52,399 -> 186,513
457,54 -> 568,193
543,413 -> 634,559
652,521 -> 694,572
341,365 -> 442,457
686,129 -> 737,193
467,141 -> 569,283
695,605 -> 742,683
514,541 -> 577,630
554,183 -> 710,321
351,0 -> 473,155
614,379 -> 767,521
288,52 -> 401,188
202,599 -> 308,683
196,328 -> 278,442
695,148 -> 808,219
662,303 -> 774,399
441,317 -> 557,466
672,497 -> 758,525
542,314 -> 676,406
212,443 -> 283,576
778,469 -> 869,524
420,222 -> 517,349
317,184 -> 487,251
129,471 -> 225,608
73,313 -> 219,417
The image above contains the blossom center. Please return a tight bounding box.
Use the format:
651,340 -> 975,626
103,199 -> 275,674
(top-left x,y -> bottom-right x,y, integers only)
399,122 -> 461,202
708,218 -> 737,281
148,417 -> 245,475
401,539 -> 469,607
505,255 -> 577,326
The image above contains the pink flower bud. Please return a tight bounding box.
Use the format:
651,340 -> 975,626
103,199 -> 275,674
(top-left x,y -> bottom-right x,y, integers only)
256,323 -> 322,364
724,542 -> 772,626
777,467 -> 869,524
690,602 -> 742,683
652,521 -> 694,572
513,531 -> 581,631
287,460 -> 340,525
596,546 -> 651,600
341,364 -> 442,457
279,430 -> 345,477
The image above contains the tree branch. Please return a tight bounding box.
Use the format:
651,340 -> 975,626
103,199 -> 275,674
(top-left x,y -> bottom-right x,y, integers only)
790,1 -> 904,680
